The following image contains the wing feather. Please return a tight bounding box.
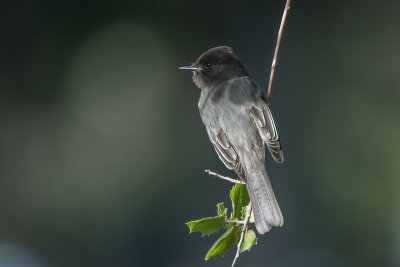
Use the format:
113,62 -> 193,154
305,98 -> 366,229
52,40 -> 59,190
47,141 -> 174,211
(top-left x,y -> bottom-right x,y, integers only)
250,105 -> 284,163
209,129 -> 246,180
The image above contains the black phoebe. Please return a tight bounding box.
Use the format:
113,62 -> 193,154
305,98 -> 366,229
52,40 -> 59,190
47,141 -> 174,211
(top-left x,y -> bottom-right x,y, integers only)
180,46 -> 284,234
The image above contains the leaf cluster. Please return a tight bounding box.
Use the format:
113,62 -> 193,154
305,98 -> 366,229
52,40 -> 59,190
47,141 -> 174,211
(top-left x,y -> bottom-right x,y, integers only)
186,184 -> 257,260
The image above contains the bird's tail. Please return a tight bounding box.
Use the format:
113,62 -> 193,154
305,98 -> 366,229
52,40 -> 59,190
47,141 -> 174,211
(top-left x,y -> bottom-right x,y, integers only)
246,166 -> 284,234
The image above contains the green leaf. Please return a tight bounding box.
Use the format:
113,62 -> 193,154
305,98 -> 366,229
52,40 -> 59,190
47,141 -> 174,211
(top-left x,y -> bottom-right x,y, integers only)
241,204 -> 254,223
240,229 -> 257,253
230,184 -> 250,220
186,203 -> 228,236
217,202 -> 227,217
218,202 -> 234,229
225,222 -> 234,230
241,206 -> 247,219
249,210 -> 255,223
205,227 -> 240,260
235,226 -> 243,240
186,216 -> 226,236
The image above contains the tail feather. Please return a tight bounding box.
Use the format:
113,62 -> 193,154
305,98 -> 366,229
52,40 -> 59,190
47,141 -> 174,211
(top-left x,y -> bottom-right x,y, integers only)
246,168 -> 283,234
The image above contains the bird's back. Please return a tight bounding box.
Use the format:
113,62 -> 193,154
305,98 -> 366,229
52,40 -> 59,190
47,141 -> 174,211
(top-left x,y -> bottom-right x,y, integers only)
198,77 -> 266,165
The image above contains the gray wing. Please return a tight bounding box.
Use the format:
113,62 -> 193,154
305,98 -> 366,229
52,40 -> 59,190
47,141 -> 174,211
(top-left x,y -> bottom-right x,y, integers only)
250,103 -> 284,163
227,76 -> 283,163
207,129 -> 246,180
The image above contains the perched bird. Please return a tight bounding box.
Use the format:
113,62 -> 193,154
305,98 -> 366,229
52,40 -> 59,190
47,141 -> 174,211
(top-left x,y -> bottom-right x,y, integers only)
180,46 -> 284,234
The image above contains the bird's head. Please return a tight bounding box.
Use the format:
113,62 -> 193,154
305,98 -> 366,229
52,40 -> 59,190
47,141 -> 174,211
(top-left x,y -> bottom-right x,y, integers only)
180,46 -> 249,89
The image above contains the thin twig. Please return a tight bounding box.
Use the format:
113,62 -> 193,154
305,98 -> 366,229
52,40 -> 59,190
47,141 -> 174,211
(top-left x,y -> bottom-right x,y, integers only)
226,219 -> 246,225
232,203 -> 252,267
267,0 -> 292,104
205,169 -> 246,184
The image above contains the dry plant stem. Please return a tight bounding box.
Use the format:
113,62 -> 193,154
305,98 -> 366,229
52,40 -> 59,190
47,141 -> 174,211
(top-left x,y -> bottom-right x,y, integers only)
267,0 -> 292,104
232,203 -> 252,267
205,169 -> 246,184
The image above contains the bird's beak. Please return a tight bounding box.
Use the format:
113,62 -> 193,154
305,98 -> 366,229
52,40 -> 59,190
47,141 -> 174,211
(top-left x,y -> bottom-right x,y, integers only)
179,65 -> 200,71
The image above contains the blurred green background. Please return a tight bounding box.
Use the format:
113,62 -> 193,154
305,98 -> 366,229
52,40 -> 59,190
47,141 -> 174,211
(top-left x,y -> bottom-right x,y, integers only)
1,0 -> 400,266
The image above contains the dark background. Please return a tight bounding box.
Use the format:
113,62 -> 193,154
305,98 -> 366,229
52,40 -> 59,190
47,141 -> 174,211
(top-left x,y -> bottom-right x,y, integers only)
1,0 -> 400,266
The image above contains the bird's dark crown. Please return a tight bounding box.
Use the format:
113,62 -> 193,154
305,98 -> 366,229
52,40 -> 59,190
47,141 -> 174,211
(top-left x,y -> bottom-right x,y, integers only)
192,46 -> 249,89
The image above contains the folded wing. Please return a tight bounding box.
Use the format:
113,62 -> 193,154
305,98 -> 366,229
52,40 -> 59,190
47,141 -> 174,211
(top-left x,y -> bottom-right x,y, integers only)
249,104 -> 284,163
208,129 -> 246,180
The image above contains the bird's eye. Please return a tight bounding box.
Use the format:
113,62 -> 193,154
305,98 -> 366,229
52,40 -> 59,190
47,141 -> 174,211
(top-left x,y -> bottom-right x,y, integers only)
205,63 -> 211,68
